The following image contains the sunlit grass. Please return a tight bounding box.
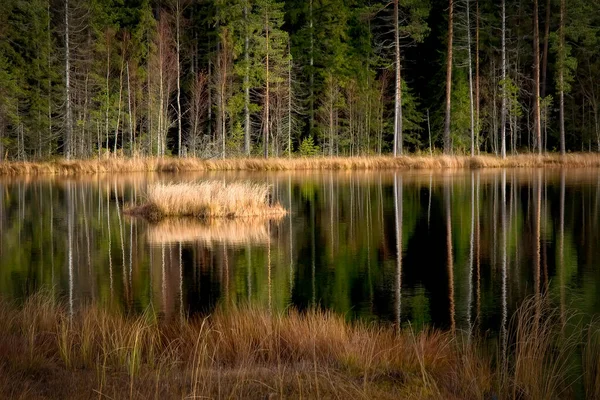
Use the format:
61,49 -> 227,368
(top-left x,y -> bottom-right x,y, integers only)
124,181 -> 287,221
0,293 -> 594,399
1,153 -> 600,176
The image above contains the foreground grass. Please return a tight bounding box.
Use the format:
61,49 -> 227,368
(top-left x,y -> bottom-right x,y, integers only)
0,294 -> 598,399
1,153 -> 600,176
125,181 -> 286,221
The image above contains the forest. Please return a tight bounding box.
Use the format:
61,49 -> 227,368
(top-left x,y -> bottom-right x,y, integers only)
0,0 -> 598,160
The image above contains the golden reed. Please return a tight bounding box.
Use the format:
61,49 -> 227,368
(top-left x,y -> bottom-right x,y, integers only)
124,181 -> 287,221
1,153 -> 600,176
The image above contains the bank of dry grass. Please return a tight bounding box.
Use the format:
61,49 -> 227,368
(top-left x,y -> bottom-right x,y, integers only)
124,181 -> 286,221
146,217 -> 276,245
1,153 -> 600,176
0,293 -> 594,399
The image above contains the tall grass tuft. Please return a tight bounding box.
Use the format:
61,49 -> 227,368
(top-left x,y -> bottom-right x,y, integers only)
125,181 -> 287,221
502,297 -> 581,400
583,323 -> 600,399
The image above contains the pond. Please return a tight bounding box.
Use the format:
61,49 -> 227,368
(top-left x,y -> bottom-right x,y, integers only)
1,168 -> 599,334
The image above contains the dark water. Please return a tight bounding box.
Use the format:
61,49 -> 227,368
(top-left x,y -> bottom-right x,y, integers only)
1,169 -> 599,333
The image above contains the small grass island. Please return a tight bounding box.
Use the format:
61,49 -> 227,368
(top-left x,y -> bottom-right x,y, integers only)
124,181 -> 287,222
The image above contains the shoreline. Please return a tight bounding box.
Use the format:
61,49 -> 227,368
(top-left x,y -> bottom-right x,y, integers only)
0,153 -> 600,176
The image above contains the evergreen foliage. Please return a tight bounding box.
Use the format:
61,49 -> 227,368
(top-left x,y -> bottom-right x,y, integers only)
0,0 -> 598,159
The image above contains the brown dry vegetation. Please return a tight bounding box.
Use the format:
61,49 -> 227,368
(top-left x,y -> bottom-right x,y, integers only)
145,217 -> 277,245
1,153 -> 600,176
124,181 -> 287,221
0,293 -> 596,399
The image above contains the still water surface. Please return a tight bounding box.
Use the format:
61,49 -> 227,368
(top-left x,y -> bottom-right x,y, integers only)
1,169 -> 599,334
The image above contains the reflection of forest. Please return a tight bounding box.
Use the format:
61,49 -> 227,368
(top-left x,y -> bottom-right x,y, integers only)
0,169 -> 598,333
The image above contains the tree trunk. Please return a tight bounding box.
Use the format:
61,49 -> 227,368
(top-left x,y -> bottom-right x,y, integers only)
176,0 -> 183,157
65,0 -> 72,159
126,62 -> 133,156
475,0 -> 479,153
393,0 -> 402,156
533,0 -> 542,154
113,52 -> 124,156
287,55 -> 292,157
158,28 -> 164,157
264,11 -> 270,159
309,0 -> 315,140
244,4 -> 251,156
443,0 -> 454,154
558,0 -> 565,155
501,0 -> 507,159
541,0 -> 551,98
467,0 -> 475,156
105,33 -> 111,156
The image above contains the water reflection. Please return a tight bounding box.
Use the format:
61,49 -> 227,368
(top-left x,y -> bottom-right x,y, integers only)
0,170 -> 599,333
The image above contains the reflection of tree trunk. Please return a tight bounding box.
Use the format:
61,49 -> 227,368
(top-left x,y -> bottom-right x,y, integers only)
289,175 -> 293,295
268,222 -> 272,312
475,171 -> 481,323
492,174 -> 498,270
247,245 -> 252,299
394,173 -> 403,329
161,244 -> 166,314
179,242 -> 183,320
81,186 -> 91,274
534,170 -> 542,320
129,216 -> 133,301
543,172 -> 549,289
67,183 -> 74,316
330,172 -> 334,258
107,189 -> 113,298
501,170 -> 508,367
428,173 -> 432,227
224,244 -> 229,307
445,180 -> 455,333
311,193 -> 316,307
468,172 -> 475,333
115,182 -> 127,304
559,169 -> 565,324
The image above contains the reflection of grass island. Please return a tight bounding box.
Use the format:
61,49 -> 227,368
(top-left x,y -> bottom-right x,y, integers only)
124,181 -> 287,222
146,217 -> 278,245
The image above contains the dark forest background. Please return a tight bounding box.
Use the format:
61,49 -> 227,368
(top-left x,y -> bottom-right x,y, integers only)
0,0 -> 598,160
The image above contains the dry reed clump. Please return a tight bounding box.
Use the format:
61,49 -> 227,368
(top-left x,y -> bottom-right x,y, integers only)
145,217 -> 277,245
125,181 -> 287,221
1,153 -> 600,176
0,293 -> 595,399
